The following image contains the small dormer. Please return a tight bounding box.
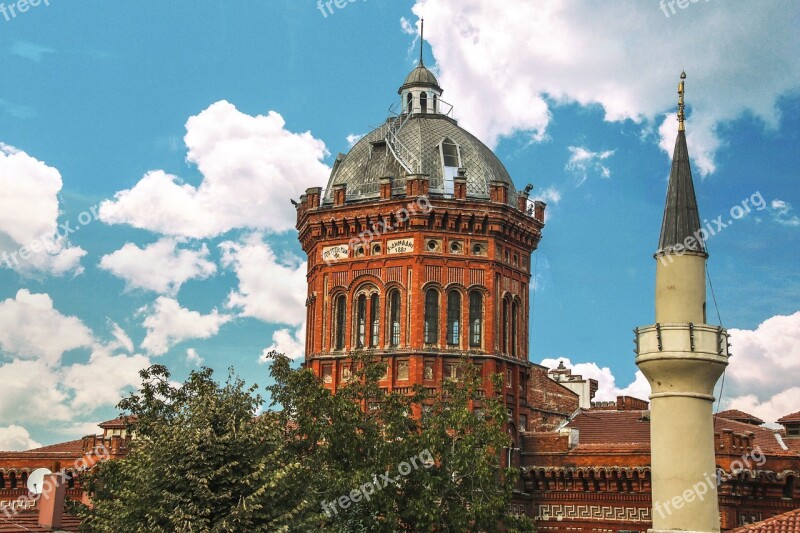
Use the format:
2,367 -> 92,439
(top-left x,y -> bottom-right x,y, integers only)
778,411 -> 800,438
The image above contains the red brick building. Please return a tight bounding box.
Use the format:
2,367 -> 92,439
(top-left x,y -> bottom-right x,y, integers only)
294,59 -> 575,449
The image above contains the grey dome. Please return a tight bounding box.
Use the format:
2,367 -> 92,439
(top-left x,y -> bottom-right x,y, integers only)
323,114 -> 517,204
398,65 -> 441,93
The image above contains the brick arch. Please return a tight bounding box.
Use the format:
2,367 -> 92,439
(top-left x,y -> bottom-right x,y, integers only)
465,284 -> 489,296
346,274 -> 383,293
419,280 -> 445,293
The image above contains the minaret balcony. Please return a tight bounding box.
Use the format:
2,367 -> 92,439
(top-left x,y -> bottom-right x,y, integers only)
634,323 -> 730,398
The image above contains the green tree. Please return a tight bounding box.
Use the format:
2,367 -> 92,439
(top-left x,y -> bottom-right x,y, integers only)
82,355 -> 535,532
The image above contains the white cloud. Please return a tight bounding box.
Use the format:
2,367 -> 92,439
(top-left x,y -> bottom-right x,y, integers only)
411,1 -> 800,175
0,143 -> 86,275
565,146 -> 614,186
540,357 -> 651,403
186,348 -> 204,366
260,324 -> 306,362
99,238 -> 217,295
0,360 -> 73,423
0,289 -> 94,366
140,297 -> 231,356
721,311 -> 800,423
11,41 -> 55,62
532,186 -> 561,205
346,133 -> 364,147
0,292 -> 151,432
99,101 -> 331,239
63,348 -> 151,411
770,199 -> 800,227
220,233 -> 307,327
0,425 -> 42,452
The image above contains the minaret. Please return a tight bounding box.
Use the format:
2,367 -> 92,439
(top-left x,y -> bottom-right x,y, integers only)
635,73 -> 730,533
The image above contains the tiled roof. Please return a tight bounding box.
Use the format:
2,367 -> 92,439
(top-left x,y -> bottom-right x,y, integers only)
729,508 -> 800,532
98,416 -> 133,429
567,410 -> 652,445
565,410 -> 799,457
0,439 -> 84,457
779,411 -> 800,424
0,511 -> 80,532
718,409 -> 765,425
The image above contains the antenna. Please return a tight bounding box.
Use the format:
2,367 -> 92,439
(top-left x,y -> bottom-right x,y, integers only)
27,468 -> 52,495
419,19 -> 425,66
678,71 -> 686,131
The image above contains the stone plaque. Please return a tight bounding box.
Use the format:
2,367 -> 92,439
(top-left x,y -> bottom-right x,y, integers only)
387,238 -> 414,254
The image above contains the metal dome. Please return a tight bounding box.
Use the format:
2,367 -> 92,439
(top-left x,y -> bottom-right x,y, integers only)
398,64 -> 442,93
323,114 -> 517,204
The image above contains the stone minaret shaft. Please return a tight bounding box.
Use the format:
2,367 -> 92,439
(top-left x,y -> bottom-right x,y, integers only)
635,73 -> 730,533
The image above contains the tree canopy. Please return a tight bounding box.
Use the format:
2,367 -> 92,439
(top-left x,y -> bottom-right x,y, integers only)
80,353 -> 535,532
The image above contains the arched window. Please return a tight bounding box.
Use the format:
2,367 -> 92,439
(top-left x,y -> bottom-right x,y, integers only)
0,473 -> 5,489
406,92 -> 413,113
511,301 -> 519,357
469,291 -> 483,347
67,471 -> 75,489
447,291 -> 461,346
9,472 -> 16,489
420,91 -> 428,113
356,294 -> 367,348
334,295 -> 346,350
370,294 -> 380,347
502,298 -> 509,354
388,290 -> 401,347
785,476 -> 796,499
440,138 -> 460,195
424,289 -> 439,344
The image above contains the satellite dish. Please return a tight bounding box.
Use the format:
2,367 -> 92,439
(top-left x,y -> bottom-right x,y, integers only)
27,468 -> 52,495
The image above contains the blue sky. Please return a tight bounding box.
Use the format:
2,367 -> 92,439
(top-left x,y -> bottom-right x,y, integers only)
0,1 -> 798,448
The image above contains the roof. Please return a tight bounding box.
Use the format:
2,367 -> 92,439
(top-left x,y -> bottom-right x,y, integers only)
718,409 -> 765,425
729,508 -> 800,532
657,130 -> 706,255
779,411 -> 800,424
323,114 -> 516,204
98,416 -> 133,429
567,410 -> 652,445
399,64 -> 441,93
564,410 -> 799,457
0,439 -> 84,457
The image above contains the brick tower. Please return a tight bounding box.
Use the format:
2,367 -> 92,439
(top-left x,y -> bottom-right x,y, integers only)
294,52 -> 546,446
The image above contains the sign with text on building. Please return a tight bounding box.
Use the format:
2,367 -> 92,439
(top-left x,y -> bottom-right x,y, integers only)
387,238 -> 414,254
322,244 -> 349,262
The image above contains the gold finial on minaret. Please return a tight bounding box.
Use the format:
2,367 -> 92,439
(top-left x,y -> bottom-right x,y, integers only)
678,71 -> 687,131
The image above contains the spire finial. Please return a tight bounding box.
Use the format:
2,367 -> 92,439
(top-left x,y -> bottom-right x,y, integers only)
419,19 -> 425,66
678,71 -> 687,131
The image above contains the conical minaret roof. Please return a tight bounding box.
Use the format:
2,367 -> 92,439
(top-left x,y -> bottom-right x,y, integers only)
657,73 -> 706,255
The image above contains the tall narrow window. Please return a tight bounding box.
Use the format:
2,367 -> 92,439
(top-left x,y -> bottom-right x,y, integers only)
370,293 -> 380,347
502,298 -> 509,354
440,138 -> 460,196
420,92 -> 428,113
424,289 -> 439,344
389,290 -> 401,347
433,94 -> 438,113
406,92 -> 413,113
447,291 -> 461,346
335,295 -> 346,350
469,291 -> 483,347
511,301 -> 519,357
356,294 -> 367,348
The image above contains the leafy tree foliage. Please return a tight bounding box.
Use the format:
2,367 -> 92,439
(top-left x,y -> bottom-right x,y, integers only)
81,354 -> 535,532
